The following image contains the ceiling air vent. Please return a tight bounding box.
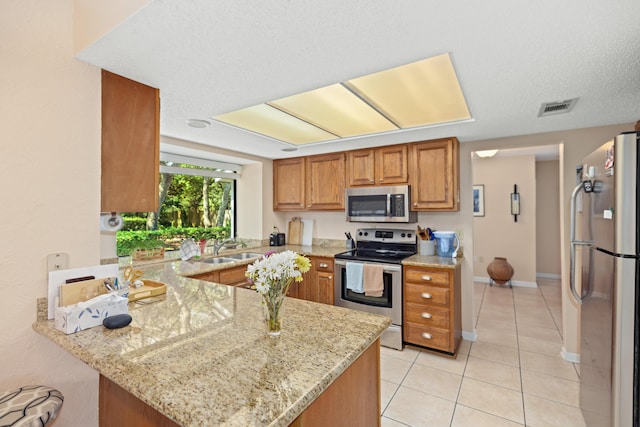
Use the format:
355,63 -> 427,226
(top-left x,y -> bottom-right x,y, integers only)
538,98 -> 578,117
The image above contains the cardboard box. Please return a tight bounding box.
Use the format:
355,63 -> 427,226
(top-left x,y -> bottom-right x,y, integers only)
55,294 -> 129,334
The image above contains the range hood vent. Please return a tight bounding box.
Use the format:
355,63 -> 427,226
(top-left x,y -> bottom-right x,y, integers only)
538,98 -> 578,117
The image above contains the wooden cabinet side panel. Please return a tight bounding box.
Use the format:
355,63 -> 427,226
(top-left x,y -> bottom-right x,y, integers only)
292,340 -> 380,427
305,153 -> 345,210
346,149 -> 375,186
274,158 -> 306,211
101,70 -> 159,213
376,145 -> 408,185
99,375 -> 179,427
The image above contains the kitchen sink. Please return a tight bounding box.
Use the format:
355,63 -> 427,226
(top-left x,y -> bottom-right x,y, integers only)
224,252 -> 263,261
202,257 -> 236,264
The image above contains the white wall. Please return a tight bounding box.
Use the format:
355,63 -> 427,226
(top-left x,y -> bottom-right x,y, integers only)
473,155 -> 537,285
1,1 -> 101,425
536,160 -> 561,276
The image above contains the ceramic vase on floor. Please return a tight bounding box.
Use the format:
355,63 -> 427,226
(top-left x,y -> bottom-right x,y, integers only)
487,257 -> 514,286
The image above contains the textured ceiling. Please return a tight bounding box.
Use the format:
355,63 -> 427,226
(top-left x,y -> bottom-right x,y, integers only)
77,0 -> 640,161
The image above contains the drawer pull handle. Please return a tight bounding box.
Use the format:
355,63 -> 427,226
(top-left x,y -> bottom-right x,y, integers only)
421,332 -> 433,339
421,275 -> 432,281
421,312 -> 432,319
421,292 -> 433,299
319,263 -> 328,268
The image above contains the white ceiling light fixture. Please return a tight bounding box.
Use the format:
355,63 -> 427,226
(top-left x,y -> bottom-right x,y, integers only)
475,149 -> 499,158
187,119 -> 211,128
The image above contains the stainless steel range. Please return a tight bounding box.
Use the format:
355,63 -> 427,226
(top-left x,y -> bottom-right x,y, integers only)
334,228 -> 417,350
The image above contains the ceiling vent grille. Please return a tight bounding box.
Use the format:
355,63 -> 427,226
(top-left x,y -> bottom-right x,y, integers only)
538,98 -> 578,117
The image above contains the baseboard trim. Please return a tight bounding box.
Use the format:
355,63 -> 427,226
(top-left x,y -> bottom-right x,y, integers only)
561,347 -> 580,363
473,276 -> 537,288
537,273 -> 562,279
462,330 -> 477,342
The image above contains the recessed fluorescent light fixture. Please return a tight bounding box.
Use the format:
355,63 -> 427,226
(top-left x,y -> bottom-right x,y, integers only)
212,53 -> 471,146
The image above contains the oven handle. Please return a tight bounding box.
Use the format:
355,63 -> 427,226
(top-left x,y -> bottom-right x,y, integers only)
334,259 -> 402,273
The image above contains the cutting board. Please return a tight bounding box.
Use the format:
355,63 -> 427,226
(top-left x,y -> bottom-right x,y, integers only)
59,277 -> 114,307
288,217 -> 303,245
301,218 -> 313,245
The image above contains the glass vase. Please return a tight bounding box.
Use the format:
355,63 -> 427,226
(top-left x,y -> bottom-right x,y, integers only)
263,294 -> 285,337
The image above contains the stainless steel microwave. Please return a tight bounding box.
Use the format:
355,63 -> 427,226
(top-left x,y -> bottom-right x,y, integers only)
345,185 -> 417,223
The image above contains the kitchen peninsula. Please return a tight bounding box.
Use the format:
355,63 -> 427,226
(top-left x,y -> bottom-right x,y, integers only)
33,258 -> 389,426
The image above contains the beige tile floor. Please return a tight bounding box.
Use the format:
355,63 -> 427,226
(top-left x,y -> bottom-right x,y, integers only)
380,279 -> 586,426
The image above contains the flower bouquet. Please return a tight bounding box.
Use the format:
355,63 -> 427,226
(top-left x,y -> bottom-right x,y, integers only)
245,250 -> 311,336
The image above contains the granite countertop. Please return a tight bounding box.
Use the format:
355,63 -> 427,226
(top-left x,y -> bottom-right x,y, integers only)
32,260 -> 390,427
402,254 -> 464,269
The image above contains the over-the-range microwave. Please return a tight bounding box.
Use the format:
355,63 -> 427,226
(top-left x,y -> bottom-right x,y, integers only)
345,185 -> 417,223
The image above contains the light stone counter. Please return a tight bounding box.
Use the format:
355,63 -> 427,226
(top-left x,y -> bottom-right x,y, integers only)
402,254 -> 464,269
33,260 -> 389,426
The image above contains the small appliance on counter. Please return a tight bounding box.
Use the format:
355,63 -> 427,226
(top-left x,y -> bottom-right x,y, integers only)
269,227 -> 285,246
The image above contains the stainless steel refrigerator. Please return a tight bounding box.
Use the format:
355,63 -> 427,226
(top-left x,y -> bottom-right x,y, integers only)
570,131 -> 639,427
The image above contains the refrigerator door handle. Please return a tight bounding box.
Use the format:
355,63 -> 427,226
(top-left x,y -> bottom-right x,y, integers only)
570,182 -> 586,304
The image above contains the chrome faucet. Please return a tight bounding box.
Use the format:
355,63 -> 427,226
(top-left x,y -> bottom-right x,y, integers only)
212,238 -> 235,256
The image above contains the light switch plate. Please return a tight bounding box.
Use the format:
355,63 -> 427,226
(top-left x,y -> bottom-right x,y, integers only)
47,253 -> 69,272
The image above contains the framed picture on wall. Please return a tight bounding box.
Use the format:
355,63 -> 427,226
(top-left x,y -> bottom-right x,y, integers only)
473,185 -> 485,217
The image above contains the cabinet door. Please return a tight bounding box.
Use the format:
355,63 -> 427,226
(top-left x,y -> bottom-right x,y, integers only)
273,157 -> 306,211
219,265 -> 249,287
409,138 -> 459,211
101,70 -> 159,213
346,149 -> 375,186
375,145 -> 408,185
305,153 -> 345,210
316,272 -> 334,305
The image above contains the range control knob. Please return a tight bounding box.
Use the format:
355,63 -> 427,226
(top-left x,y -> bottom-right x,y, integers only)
401,233 -> 406,238
407,233 -> 412,238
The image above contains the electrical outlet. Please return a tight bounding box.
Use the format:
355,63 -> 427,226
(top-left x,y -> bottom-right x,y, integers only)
47,253 -> 68,272
456,229 -> 464,240
478,255 -> 484,263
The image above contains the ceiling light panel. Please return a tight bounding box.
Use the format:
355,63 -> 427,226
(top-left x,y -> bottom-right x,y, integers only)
214,104 -> 336,145
269,84 -> 398,138
344,53 -> 471,128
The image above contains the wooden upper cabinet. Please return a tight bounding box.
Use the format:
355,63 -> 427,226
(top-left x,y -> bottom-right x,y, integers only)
273,157 -> 306,211
409,138 -> 459,211
346,145 -> 408,187
101,70 -> 160,213
306,153 -> 345,210
274,153 -> 345,211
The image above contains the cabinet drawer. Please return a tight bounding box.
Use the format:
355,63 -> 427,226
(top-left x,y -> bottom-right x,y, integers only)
405,304 -> 449,329
405,282 -> 450,306
404,323 -> 450,351
314,258 -> 334,272
219,266 -> 248,285
405,268 -> 449,286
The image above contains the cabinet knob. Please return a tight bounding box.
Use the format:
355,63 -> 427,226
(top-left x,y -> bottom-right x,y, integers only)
370,179 -> 374,183
379,178 -> 383,182
328,276 -> 333,280
307,205 -> 311,208
319,263 -> 328,268
413,202 -> 418,207
300,203 -> 304,206
421,312 -> 432,319
421,332 -> 433,339
421,275 -> 432,281
421,292 -> 433,299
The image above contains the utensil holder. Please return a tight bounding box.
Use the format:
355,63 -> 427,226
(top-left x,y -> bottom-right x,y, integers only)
418,240 -> 435,256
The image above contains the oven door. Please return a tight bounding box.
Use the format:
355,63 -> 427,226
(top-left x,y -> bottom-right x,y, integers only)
333,260 -> 402,321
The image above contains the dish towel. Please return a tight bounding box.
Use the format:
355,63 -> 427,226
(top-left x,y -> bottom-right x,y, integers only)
346,262 -> 364,293
363,264 -> 384,297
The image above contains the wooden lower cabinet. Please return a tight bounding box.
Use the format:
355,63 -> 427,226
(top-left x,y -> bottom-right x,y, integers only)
99,340 -> 381,427
289,256 -> 333,305
403,264 -> 461,354
189,264 -> 250,288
